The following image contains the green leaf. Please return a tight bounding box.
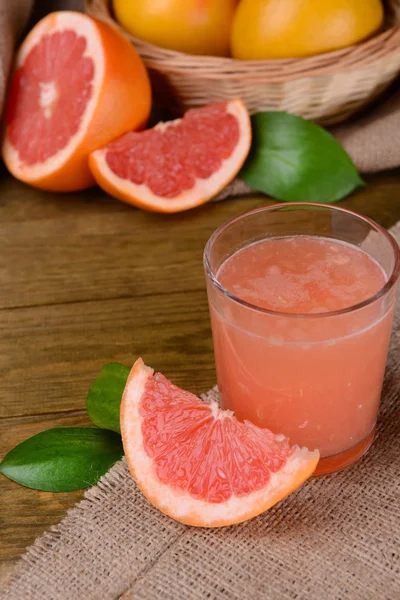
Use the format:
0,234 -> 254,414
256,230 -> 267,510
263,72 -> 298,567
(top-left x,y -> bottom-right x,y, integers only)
0,427 -> 123,491
240,112 -> 363,203
86,363 -> 129,433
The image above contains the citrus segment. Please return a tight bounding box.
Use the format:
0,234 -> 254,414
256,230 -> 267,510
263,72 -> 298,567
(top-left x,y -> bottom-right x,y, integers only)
2,12 -> 151,191
89,99 -> 251,213
121,359 -> 319,527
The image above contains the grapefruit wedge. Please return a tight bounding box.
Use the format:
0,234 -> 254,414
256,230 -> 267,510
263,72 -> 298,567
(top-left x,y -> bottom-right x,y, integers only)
121,359 -> 319,527
2,12 -> 151,191
89,100 -> 251,213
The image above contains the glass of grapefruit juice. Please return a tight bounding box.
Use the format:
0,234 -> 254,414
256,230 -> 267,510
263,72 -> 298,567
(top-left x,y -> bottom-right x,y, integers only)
204,204 -> 400,475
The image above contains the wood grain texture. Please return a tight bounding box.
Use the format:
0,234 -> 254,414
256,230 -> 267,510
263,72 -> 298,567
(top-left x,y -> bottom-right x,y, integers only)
0,290 -> 215,418
0,178 -> 255,309
1,169 -> 400,583
1,171 -> 400,310
0,412 -> 89,577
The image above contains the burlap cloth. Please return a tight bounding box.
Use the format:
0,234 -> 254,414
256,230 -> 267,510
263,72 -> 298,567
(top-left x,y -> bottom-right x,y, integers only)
0,0 -> 34,117
1,226 -> 399,599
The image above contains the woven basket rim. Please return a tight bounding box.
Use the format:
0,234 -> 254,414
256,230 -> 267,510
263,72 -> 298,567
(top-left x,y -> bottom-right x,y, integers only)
86,0 -> 400,78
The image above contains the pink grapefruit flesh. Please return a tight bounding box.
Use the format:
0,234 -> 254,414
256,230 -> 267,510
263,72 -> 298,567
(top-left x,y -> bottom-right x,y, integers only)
6,30 -> 94,166
121,359 -> 320,527
89,99 -> 252,213
2,12 -> 151,191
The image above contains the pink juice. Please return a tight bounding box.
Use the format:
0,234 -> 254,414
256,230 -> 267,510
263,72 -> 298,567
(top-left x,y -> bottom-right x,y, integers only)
209,236 -> 394,462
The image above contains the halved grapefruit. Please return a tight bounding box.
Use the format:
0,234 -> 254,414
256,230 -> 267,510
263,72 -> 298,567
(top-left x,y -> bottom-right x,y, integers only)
121,359 -> 319,527
89,99 -> 251,213
2,12 -> 151,191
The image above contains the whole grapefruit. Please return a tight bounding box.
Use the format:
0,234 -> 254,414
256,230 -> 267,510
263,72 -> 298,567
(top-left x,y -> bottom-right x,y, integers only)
113,0 -> 238,56
231,0 -> 384,59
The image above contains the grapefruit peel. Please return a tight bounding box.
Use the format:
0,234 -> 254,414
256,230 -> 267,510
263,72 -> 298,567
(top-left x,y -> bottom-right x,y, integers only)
2,11 -> 151,192
121,359 -> 319,527
89,99 -> 251,213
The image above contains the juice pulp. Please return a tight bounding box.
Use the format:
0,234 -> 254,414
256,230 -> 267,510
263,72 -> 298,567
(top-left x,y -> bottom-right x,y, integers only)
210,236 -> 393,458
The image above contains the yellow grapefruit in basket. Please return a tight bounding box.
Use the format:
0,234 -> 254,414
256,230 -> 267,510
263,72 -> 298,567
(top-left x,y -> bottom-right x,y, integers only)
89,99 -> 251,213
121,359 -> 319,527
2,11 -> 151,192
231,0 -> 384,60
113,0 -> 238,57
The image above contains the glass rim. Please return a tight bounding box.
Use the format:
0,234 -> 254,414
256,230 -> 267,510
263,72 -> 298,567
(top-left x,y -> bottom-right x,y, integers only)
203,202 -> 400,320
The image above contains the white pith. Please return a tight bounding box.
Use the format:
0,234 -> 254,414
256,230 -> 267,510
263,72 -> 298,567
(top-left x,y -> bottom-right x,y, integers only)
39,81 -> 59,118
3,12 -> 104,180
121,359 -> 319,527
92,99 -> 251,211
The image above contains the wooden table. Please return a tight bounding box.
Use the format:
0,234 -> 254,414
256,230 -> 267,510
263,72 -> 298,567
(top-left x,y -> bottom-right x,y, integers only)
1,168 -> 400,583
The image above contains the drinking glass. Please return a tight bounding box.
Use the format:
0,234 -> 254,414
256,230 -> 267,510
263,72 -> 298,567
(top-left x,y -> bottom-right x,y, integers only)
204,204 -> 400,475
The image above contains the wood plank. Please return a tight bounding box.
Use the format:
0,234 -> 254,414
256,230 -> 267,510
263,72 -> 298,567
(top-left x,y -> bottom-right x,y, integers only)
1,172 -> 400,309
0,290 -> 215,419
0,180 -> 257,309
0,412 -> 91,576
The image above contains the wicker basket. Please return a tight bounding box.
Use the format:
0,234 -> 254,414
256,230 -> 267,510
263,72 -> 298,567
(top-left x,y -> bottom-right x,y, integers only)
86,0 -> 400,125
